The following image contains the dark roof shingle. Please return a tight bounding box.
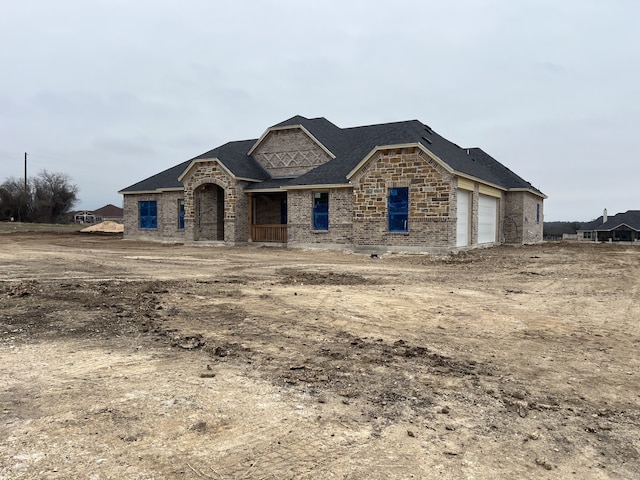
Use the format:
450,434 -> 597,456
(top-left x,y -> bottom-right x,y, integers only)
119,115 -> 544,196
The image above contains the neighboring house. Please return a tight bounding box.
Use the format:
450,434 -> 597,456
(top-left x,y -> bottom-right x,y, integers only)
72,204 -> 124,224
93,204 -> 124,223
577,209 -> 640,242
73,210 -> 98,224
118,115 -> 546,253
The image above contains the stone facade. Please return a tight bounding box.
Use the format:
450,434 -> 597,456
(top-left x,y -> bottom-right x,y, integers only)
252,128 -> 332,178
121,125 -> 544,252
180,160 -> 249,244
348,147 -> 457,252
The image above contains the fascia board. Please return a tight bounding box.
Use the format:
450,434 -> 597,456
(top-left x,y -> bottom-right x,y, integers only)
119,187 -> 184,195
246,188 -> 286,193
283,183 -> 352,191
176,158 -> 261,183
506,187 -> 548,199
597,222 -> 639,232
347,143 -> 454,180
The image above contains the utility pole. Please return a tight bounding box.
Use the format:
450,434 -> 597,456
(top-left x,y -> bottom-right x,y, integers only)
24,152 -> 28,193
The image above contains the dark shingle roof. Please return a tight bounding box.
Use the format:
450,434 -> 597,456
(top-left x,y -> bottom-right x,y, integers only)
287,118 -> 544,195
119,160 -> 192,193
191,139 -> 270,180
581,211 -> 640,231
119,115 -> 544,196
93,204 -> 123,217
118,140 -> 269,193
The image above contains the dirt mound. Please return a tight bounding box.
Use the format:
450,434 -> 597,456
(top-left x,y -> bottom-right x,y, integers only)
80,221 -> 124,233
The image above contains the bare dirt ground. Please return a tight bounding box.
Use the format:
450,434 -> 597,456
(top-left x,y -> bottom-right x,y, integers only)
1,232 -> 639,479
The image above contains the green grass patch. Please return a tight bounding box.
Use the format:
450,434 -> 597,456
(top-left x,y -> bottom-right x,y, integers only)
0,222 -> 83,234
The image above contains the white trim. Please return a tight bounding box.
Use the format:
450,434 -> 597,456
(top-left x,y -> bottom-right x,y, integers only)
347,143 -> 455,179
246,188 -> 286,193
283,183 -> 352,191
597,222 -> 640,232
456,172 -> 506,192
177,157 -> 263,183
507,187 -> 548,199
119,187 -> 183,195
345,143 -> 546,198
247,124 -> 336,159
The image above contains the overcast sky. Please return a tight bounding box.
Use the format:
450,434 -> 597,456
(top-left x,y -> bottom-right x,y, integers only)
1,0 -> 638,221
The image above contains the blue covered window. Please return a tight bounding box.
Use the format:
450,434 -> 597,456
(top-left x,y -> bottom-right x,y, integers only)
178,199 -> 185,230
139,200 -> 157,229
388,187 -> 409,232
312,192 -> 329,230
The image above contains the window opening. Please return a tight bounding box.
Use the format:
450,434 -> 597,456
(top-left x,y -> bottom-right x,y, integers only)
388,187 -> 409,232
139,200 -> 157,229
313,192 -> 329,230
178,199 -> 185,230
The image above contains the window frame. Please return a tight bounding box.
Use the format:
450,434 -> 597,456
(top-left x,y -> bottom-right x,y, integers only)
139,200 -> 158,229
312,191 -> 329,231
178,198 -> 185,230
388,187 -> 409,233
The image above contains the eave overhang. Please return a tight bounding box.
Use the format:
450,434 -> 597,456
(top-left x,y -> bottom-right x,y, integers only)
177,158 -> 263,183
347,142 -> 546,198
118,187 -> 183,195
596,222 -> 640,232
282,183 -> 352,191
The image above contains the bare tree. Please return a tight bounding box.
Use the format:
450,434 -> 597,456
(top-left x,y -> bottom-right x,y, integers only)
0,171 -> 79,223
0,177 -> 30,222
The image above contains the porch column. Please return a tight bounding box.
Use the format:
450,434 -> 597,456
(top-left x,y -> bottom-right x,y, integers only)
248,193 -> 254,242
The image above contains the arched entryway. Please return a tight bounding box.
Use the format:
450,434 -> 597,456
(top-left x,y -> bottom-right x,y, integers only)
194,183 -> 225,241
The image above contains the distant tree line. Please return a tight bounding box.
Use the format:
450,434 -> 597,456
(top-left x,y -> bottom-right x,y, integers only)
543,221 -> 583,239
0,170 -> 79,223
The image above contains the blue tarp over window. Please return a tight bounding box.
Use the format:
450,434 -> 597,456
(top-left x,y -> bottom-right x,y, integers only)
313,192 -> 328,230
388,187 -> 408,232
139,200 -> 157,229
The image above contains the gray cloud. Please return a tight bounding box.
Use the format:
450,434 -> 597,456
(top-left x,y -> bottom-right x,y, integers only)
1,0 -> 639,220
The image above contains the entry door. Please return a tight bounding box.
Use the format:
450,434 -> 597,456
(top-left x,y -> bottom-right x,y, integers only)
478,194 -> 497,244
456,190 -> 470,247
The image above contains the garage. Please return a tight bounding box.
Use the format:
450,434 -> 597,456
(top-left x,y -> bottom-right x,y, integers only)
478,194 -> 498,244
456,190 -> 470,247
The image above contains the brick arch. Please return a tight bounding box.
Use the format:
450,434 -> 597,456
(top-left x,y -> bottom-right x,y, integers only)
181,161 -> 238,243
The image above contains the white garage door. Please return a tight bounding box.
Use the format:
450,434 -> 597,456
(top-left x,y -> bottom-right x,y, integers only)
456,190 -> 470,247
478,194 -> 497,244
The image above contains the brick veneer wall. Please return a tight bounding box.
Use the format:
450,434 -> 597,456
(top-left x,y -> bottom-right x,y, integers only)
253,194 -> 285,224
287,188 -> 353,247
504,191 -> 543,244
349,147 -> 457,251
252,128 -> 332,177
123,191 -> 185,242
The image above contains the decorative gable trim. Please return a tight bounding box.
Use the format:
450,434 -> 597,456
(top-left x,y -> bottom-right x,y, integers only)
597,222 -> 640,232
177,158 -> 263,183
247,124 -> 336,159
346,143 -> 455,180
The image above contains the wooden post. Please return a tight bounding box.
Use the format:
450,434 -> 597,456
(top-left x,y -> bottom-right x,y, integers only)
248,193 -> 253,242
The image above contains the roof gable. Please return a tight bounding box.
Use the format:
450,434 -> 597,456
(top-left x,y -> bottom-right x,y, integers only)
119,115 -> 545,197
580,210 -> 640,231
247,117 -> 338,161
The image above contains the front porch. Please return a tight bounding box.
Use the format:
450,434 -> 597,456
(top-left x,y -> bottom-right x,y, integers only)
248,192 -> 288,243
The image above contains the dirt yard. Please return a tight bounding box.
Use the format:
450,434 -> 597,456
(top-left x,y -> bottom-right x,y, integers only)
1,232 -> 638,479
